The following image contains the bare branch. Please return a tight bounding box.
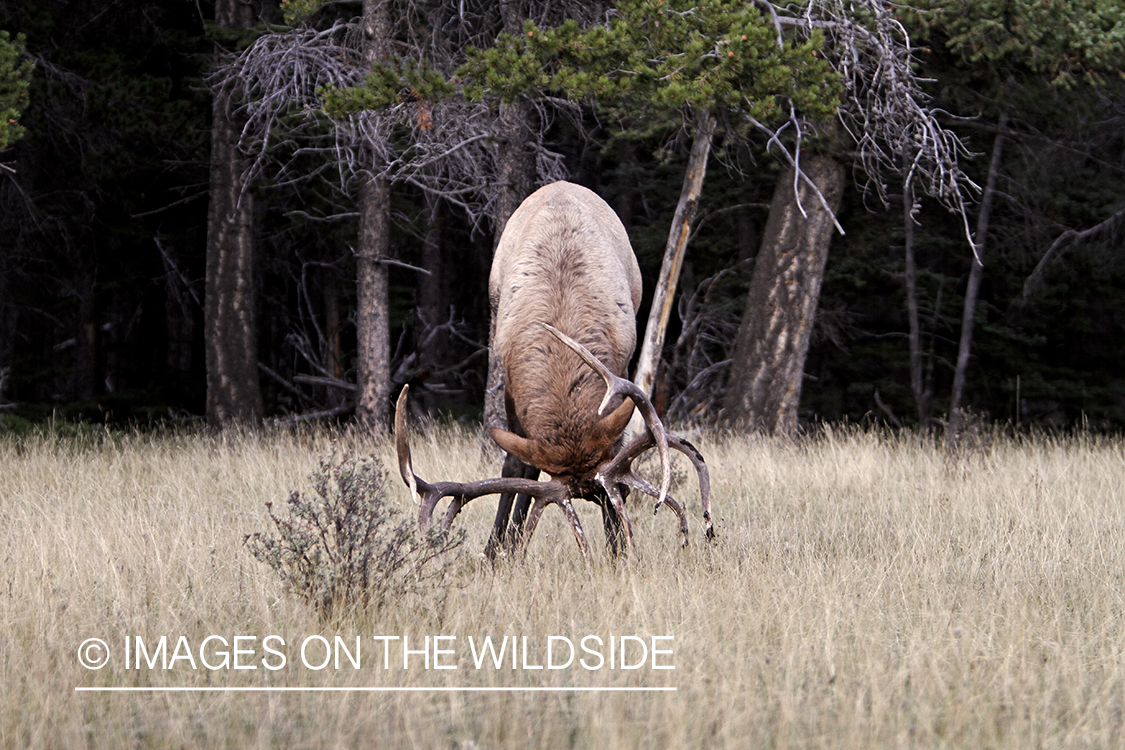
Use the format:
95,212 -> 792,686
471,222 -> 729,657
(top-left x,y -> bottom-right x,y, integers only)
213,17 -> 572,227
1017,203 -> 1125,306
293,374 -> 358,392
746,2 -> 978,243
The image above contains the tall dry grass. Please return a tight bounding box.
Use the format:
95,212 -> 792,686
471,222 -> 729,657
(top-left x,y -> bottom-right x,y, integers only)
2,422 -> 1124,748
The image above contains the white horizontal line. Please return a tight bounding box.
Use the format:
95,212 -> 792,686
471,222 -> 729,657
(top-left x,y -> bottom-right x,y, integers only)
75,686 -> 676,693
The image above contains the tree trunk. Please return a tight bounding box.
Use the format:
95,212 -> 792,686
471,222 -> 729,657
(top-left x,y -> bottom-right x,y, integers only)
902,164 -> 930,426
355,176 -> 391,426
484,3 -> 536,431
354,0 -> 394,428
204,0 -> 263,427
628,109 -> 715,435
947,115 -> 1006,440
321,262 -> 343,403
722,153 -> 846,436
73,275 -> 98,402
483,99 -> 536,430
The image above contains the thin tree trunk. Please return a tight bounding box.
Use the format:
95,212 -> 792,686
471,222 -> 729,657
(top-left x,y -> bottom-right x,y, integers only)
354,0 -> 393,427
355,176 -> 391,426
947,113 -> 1006,439
73,275 -> 97,402
419,190 -> 444,366
321,263 -> 343,406
902,162 -> 930,426
414,189 -> 446,414
722,153 -> 846,436
627,109 -> 715,435
633,111 -> 715,391
484,98 -> 536,431
204,0 -> 263,427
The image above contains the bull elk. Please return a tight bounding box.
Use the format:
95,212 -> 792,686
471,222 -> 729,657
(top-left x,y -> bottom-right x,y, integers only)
395,181 -> 713,560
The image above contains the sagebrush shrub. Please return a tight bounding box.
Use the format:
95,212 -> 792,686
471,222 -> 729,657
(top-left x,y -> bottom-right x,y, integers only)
245,448 -> 464,620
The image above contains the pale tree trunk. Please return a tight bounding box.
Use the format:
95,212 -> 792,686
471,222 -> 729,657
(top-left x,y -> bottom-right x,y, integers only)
628,109 -> 715,435
204,0 -> 263,427
354,0 -> 393,427
722,153 -> 846,436
484,0 -> 536,432
947,115 -> 1006,440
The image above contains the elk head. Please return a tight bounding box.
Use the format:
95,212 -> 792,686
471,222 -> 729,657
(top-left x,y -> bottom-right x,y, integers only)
395,181 -> 713,561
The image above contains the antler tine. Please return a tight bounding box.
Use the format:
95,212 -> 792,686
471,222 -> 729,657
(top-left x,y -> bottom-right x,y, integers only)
605,430 -> 714,541
543,323 -> 672,513
661,436 -> 715,541
395,385 -> 448,531
664,435 -> 713,540
395,386 -> 422,504
609,472 -> 690,548
541,324 -> 618,415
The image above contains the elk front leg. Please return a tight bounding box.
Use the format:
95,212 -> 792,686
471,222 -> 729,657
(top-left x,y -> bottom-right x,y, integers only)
586,485 -> 627,558
601,479 -> 635,557
485,453 -> 539,561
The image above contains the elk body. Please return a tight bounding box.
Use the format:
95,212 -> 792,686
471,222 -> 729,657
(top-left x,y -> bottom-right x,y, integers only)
395,181 -> 713,560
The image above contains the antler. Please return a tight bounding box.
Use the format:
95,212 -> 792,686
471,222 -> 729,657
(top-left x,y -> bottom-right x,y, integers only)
394,386 -> 589,561
543,324 -> 672,514
599,425 -> 715,544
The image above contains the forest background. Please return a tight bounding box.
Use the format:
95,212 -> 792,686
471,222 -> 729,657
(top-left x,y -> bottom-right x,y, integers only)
1,0 -> 1123,436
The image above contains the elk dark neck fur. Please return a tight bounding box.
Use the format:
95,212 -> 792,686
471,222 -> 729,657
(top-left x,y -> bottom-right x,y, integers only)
507,325 -> 628,477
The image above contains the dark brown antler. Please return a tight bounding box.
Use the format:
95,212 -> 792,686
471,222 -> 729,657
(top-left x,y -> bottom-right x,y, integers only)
593,421 -> 714,546
543,324 -> 715,552
620,432 -> 714,540
394,386 -> 589,561
543,324 -> 672,512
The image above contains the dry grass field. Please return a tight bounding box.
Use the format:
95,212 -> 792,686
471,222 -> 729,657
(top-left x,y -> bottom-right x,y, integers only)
3,421 -> 1125,748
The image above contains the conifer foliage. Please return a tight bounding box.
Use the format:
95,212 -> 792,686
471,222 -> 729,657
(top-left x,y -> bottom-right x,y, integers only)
0,30 -> 32,152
